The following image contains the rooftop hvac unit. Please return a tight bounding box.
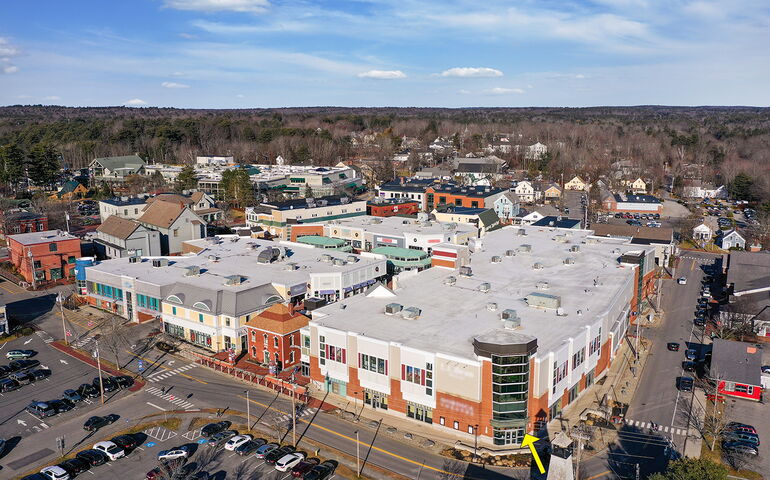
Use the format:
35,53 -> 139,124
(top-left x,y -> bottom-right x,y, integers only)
525,292 -> 562,309
320,254 -> 333,263
205,236 -> 218,243
208,255 -> 220,262
224,274 -> 244,286
486,302 -> 498,311
533,262 -> 544,270
444,276 -> 457,286
184,265 -> 200,276
501,309 -> 519,321
517,228 -> 527,236
152,258 -> 169,268
503,319 -> 521,330
536,281 -> 549,290
505,249 -> 516,257
371,218 -> 382,224
347,255 -> 358,263
333,258 -> 346,266
385,303 -> 403,315
519,244 -> 532,253
570,245 -> 581,253
491,256 -> 502,264
284,262 -> 298,271
401,306 -> 422,319
459,266 -> 473,277
564,257 -> 576,265
128,256 -> 139,263
554,234 -> 568,243
479,282 -> 491,293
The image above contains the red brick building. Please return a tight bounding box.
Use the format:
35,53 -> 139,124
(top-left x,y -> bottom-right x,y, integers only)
366,199 -> 420,217
425,184 -> 505,211
7,230 -> 81,285
0,212 -> 48,239
244,303 -> 310,373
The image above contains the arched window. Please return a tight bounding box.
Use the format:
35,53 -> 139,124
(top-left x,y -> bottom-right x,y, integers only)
192,301 -> 211,311
265,295 -> 282,305
166,294 -> 183,304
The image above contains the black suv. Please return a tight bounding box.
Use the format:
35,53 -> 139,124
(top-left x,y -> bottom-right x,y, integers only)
93,377 -> 118,393
112,375 -> 134,389
77,383 -> 99,398
76,449 -> 108,466
83,414 -> 119,431
201,420 -> 232,438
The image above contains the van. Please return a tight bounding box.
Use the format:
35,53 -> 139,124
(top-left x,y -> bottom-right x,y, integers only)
26,401 -> 57,418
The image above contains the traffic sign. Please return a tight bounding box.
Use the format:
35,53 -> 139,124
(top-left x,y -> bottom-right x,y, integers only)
138,360 -> 144,371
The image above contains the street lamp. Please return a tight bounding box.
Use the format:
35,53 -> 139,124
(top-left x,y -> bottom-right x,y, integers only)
354,430 -> 360,478
57,293 -> 68,345
244,390 -> 250,432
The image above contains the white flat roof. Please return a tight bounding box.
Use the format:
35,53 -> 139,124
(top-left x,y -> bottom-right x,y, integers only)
87,235 -> 383,291
312,226 -> 649,360
327,215 -> 475,237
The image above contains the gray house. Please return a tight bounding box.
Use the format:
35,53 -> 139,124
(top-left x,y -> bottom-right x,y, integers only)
719,229 -> 746,250
94,215 -> 161,259
90,154 -> 147,182
137,200 -> 206,255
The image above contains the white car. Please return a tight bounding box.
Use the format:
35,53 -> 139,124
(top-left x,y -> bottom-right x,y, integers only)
93,441 -> 125,461
224,434 -> 252,451
40,465 -> 71,480
677,277 -> 687,285
157,449 -> 190,461
274,452 -> 306,472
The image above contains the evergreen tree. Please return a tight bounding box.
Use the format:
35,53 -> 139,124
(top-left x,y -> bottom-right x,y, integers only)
27,143 -> 61,189
220,169 -> 255,207
729,172 -> 756,201
0,143 -> 26,191
175,165 -> 198,192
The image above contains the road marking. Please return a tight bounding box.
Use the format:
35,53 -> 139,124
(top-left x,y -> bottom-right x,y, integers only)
126,350 -> 207,384
147,402 -> 167,411
585,471 -> 612,480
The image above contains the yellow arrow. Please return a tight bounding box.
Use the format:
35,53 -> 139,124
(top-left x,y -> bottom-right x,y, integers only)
521,433 -> 545,474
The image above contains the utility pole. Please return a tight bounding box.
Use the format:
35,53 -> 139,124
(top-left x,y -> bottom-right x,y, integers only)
473,424 -> 479,463
57,292 -> 68,345
355,430 -> 360,478
245,390 -> 250,432
291,387 -> 296,447
94,340 -> 105,405
27,248 -> 37,290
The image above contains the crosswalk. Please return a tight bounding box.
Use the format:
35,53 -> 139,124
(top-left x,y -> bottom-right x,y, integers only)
35,330 -> 54,343
71,336 -> 95,349
145,386 -> 198,411
679,255 -> 714,264
145,363 -> 197,382
273,407 -> 318,423
622,418 -> 687,436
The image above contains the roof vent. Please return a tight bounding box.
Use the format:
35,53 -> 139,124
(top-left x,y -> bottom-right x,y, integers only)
486,302 -> 498,311
185,265 -> 200,276
320,254 -> 333,263
519,244 -> 532,253
208,255 -> 220,262
570,245 -> 581,253
225,274 -> 244,286
554,234 -> 568,243
459,266 -> 473,277
444,276 -> 457,286
505,249 -> 516,257
152,258 -> 169,268
536,281 -> 549,290
333,258 -> 346,266
128,256 -> 139,263
346,255 -> 358,263
385,303 -> 403,315
517,228 -> 526,236
564,257 -> 576,265
284,262 -> 298,271
491,256 -> 502,264
479,282 -> 491,293
501,309 -> 519,321
401,306 -> 422,319
533,262 -> 544,270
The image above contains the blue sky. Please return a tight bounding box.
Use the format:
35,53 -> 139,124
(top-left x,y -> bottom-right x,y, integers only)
1,0 -> 769,107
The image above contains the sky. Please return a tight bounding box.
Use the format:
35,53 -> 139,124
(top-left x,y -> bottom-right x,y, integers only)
0,0 -> 769,108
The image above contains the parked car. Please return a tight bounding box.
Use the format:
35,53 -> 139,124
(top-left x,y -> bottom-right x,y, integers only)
303,461 -> 337,480
207,430 -> 238,448
58,458 -> 90,475
682,361 -> 697,372
201,420 -> 232,438
225,434 -> 253,451
726,422 -> 757,434
0,378 -> 20,392
9,359 -> 40,371
93,441 -> 125,461
723,431 -> 760,446
77,383 -> 99,398
157,448 -> 190,462
667,342 -> 680,352
8,372 -> 34,385
291,458 -> 320,477
111,434 -> 138,451
39,466 -> 70,480
678,376 -> 694,392
685,349 -> 698,361
155,341 -> 177,353
677,277 -> 687,285
6,349 -> 36,359
75,449 -> 108,466
26,401 -> 57,418
254,443 -> 279,459
235,438 -> 265,456
63,389 -> 83,403
722,440 -> 758,456
694,318 -> 706,327
83,414 -> 118,431
30,369 -> 52,381
275,452 -> 306,472
265,445 -> 296,464
48,399 -> 74,414
112,375 -> 134,389
93,377 -> 118,393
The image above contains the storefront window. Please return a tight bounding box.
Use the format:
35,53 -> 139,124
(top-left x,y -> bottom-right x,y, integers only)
406,403 -> 433,424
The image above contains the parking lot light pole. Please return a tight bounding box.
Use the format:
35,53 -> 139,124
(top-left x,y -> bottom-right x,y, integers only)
245,390 -> 250,432
57,293 -> 68,345
355,430 -> 360,478
94,340 -> 105,405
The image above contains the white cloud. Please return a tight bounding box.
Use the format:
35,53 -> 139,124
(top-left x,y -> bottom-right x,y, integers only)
485,87 -> 525,95
163,0 -> 270,13
357,69 -> 406,79
43,95 -> 61,101
236,94 -> 245,98
124,98 -> 148,106
2,65 -> 18,74
0,37 -> 20,75
161,81 -> 190,88
169,71 -> 187,77
178,33 -> 197,39
439,67 -> 503,78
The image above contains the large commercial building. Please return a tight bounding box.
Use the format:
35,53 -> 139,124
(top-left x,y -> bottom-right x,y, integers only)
245,196 -> 367,240
83,236 -> 387,352
302,226 -> 656,448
